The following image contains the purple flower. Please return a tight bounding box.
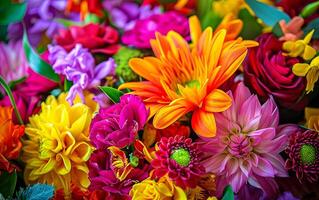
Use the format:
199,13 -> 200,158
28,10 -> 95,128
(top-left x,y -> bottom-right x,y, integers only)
90,94 -> 149,149
104,1 -> 161,31
8,0 -> 80,46
0,40 -> 28,83
48,44 -> 115,103
122,11 -> 189,48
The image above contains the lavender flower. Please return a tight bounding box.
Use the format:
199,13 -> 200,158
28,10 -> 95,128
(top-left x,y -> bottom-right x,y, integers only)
8,0 -> 80,46
103,0 -> 161,31
48,44 -> 115,103
0,40 -> 28,83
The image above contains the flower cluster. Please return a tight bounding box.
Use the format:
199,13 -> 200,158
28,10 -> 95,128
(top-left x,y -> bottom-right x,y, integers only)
1,0 -> 319,200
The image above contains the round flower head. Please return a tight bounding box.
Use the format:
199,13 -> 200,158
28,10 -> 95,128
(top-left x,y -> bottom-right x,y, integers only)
0,107 -> 24,173
285,129 -> 319,183
90,94 -> 149,149
119,16 -> 258,137
200,83 -> 290,197
22,93 -> 97,198
151,136 -> 205,189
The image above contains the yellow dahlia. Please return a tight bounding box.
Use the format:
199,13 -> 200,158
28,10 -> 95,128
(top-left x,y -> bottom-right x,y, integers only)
22,93 -> 97,199
119,16 -> 258,137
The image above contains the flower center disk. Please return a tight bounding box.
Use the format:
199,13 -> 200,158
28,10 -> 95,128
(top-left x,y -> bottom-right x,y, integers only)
300,144 -> 316,165
170,148 -> 191,167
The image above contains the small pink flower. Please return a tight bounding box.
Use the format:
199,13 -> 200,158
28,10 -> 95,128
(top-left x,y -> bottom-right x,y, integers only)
279,16 -> 304,41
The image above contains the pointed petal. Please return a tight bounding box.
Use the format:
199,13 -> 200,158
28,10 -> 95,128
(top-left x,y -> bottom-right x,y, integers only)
203,89 -> 232,112
191,109 -> 216,137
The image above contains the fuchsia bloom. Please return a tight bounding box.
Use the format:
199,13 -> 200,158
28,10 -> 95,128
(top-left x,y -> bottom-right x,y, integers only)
151,136 -> 205,189
200,83 -> 291,197
88,149 -> 149,199
285,129 -> 319,183
122,11 -> 189,48
90,94 -> 149,149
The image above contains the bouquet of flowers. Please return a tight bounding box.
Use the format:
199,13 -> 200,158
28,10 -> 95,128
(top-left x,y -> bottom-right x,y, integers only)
0,0 -> 318,199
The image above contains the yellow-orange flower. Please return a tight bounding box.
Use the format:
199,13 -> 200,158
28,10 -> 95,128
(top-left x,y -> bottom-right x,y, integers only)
305,107 -> 319,131
0,106 -> 24,173
22,93 -> 97,199
129,175 -> 187,200
119,16 -> 258,137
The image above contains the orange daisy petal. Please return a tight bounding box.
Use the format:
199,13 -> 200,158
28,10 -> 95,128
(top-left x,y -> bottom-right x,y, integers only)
191,109 -> 216,138
203,89 -> 232,112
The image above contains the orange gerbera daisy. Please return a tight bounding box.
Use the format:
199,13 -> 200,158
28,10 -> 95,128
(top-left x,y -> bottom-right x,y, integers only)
0,106 -> 24,173
119,16 -> 258,137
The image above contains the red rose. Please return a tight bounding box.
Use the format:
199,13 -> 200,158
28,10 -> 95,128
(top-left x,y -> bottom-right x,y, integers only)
244,34 -> 306,109
55,23 -> 120,55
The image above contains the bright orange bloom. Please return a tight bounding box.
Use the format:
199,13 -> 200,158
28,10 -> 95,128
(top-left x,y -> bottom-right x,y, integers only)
0,106 -> 24,173
119,16 -> 258,137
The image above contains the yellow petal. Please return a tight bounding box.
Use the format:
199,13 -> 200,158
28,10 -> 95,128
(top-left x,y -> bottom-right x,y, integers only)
306,68 -> 319,93
303,45 -> 316,60
282,41 -> 294,52
153,99 -> 191,129
191,109 -> 216,138
311,56 -> 319,66
203,89 -> 232,112
70,142 -> 93,163
174,186 -> 187,200
56,153 -> 71,175
292,63 -> 311,76
303,29 -> 314,44
189,15 -> 202,46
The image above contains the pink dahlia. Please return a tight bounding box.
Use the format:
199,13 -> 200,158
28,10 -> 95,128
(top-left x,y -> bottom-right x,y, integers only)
122,11 -> 189,48
151,136 -> 205,189
200,82 -> 291,198
90,94 -> 149,149
285,129 -> 319,183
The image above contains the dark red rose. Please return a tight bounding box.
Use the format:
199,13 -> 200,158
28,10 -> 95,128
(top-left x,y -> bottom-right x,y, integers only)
55,23 -> 120,55
243,33 -> 306,109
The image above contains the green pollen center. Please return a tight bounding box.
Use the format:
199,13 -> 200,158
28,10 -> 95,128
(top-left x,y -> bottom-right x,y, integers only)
300,144 -> 316,165
170,148 -> 191,167
185,80 -> 200,89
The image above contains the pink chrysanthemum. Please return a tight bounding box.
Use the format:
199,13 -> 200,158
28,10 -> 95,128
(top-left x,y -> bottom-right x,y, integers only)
285,129 -> 319,183
200,82 -> 291,197
151,136 -> 205,189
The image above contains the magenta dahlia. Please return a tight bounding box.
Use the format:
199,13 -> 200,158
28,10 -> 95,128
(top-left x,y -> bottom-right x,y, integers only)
151,136 -> 205,189
285,129 -> 319,183
200,82 -> 293,198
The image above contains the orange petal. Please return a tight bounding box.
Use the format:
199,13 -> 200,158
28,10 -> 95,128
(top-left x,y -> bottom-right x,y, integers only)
191,109 -> 216,138
129,58 -> 161,83
203,89 -> 232,112
153,99 -> 191,129
189,15 -> 202,46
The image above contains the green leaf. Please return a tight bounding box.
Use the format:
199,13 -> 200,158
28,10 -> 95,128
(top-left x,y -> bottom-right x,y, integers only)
221,185 -> 234,200
301,1 -> 319,18
201,11 -> 222,29
272,22 -> 284,38
245,0 -> 291,26
197,0 -> 214,19
0,25 -> 7,42
55,18 -> 83,27
99,86 -> 124,103
23,31 -> 60,83
0,0 -> 26,25
64,80 -> 73,92
239,8 -> 263,39
84,13 -> 100,24
303,18 -> 319,39
0,75 -> 23,125
8,77 -> 26,89
0,171 -> 17,198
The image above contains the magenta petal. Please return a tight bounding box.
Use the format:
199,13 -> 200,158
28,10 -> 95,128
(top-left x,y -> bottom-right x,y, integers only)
253,157 -> 275,177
